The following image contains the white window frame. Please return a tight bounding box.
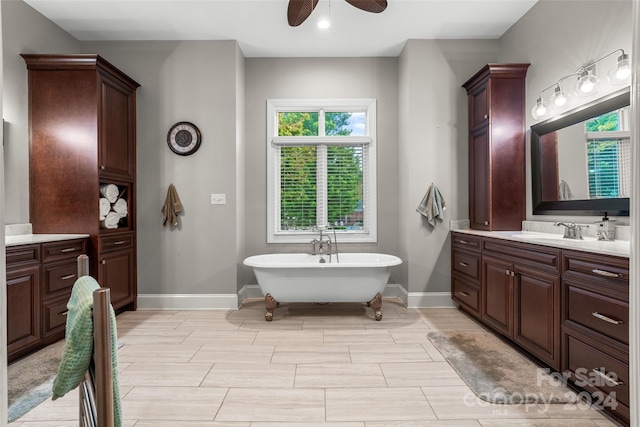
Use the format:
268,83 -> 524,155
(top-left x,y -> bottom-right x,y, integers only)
266,98 -> 377,243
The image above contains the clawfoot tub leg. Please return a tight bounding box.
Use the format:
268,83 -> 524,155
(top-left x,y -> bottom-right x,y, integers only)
368,292 -> 383,321
265,293 -> 279,321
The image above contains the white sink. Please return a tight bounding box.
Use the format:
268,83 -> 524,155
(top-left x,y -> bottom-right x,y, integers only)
509,232 -> 596,242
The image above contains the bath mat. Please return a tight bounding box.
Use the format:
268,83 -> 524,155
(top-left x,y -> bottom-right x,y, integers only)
7,340 -> 66,422
427,330 -> 578,404
8,340 -> 125,422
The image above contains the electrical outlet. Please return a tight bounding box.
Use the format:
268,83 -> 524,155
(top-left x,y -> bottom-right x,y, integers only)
210,193 -> 226,205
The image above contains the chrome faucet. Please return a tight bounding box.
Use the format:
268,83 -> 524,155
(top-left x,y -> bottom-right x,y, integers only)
311,227 -> 332,262
554,222 -> 584,240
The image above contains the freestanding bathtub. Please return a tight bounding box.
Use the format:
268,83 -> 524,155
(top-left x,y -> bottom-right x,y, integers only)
243,253 -> 402,321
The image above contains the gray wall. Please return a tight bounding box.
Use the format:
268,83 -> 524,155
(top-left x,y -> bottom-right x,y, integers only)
2,0 -> 79,224
499,0 -> 632,224
397,39 -> 498,296
80,40 -> 244,298
243,57 -> 400,282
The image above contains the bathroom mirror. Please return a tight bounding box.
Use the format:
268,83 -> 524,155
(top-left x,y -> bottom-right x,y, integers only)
531,87 -> 630,216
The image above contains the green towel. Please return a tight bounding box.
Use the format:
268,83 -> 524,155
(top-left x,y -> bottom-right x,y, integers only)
52,276 -> 122,427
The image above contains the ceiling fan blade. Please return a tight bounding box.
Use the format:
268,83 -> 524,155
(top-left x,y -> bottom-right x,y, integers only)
288,0 -> 320,26
344,0 -> 388,14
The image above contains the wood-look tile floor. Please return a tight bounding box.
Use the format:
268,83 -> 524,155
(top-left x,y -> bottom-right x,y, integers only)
8,299 -> 621,426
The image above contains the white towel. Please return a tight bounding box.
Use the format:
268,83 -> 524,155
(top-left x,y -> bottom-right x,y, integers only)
113,198 -> 128,218
99,198 -> 111,220
100,184 -> 120,203
416,183 -> 446,226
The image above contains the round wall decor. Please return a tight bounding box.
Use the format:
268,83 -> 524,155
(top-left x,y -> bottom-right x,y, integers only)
167,121 -> 202,156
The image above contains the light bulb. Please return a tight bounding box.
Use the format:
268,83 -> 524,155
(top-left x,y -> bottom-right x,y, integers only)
317,18 -> 331,29
574,68 -> 600,97
608,53 -> 631,84
550,85 -> 570,107
531,98 -> 551,120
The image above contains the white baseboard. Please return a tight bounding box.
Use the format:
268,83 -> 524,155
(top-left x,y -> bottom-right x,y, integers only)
137,294 -> 239,310
406,292 -> 456,308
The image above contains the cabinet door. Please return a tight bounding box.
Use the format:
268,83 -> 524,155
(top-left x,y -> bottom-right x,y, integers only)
469,127 -> 490,230
99,77 -> 135,181
99,248 -> 135,310
469,83 -> 489,129
482,255 -> 512,337
514,265 -> 560,369
7,265 -> 41,358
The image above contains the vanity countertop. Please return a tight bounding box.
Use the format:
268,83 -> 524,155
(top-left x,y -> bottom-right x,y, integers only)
453,228 -> 630,258
6,233 -> 90,247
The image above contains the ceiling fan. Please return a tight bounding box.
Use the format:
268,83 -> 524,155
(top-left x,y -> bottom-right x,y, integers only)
287,0 -> 388,27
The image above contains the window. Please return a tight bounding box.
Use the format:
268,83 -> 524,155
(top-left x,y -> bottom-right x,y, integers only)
585,107 -> 631,198
267,99 -> 377,243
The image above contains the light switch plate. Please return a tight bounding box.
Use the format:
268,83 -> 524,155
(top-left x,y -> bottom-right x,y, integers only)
210,193 -> 226,205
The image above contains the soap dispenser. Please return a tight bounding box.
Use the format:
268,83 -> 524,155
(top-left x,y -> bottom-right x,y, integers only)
596,212 -> 616,241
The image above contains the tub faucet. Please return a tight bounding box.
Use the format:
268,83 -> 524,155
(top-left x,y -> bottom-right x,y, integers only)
554,222 -> 584,240
311,227 -> 332,262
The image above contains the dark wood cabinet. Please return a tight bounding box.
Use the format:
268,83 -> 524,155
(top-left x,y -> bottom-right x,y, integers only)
6,238 -> 87,363
481,254 -> 513,337
22,54 -> 139,312
451,232 -> 630,425
7,264 -> 41,360
561,250 -> 629,425
451,233 -> 482,318
462,64 -> 529,231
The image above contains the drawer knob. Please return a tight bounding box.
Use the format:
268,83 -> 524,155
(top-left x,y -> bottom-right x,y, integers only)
592,268 -> 622,278
591,312 -> 623,325
113,240 -> 126,245
459,240 -> 468,245
60,247 -> 77,253
59,310 -> 69,317
456,291 -> 469,297
484,114 -> 488,119
459,262 -> 469,267
592,368 -> 623,386
60,274 -> 76,281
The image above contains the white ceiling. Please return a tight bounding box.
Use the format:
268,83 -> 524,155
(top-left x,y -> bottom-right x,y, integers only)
23,0 -> 538,57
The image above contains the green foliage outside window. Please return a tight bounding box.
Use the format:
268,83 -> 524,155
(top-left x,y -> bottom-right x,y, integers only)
586,112 -> 620,198
278,112 -> 363,230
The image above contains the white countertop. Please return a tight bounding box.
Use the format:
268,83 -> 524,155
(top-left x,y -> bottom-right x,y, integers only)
6,233 -> 90,247
452,229 -> 630,258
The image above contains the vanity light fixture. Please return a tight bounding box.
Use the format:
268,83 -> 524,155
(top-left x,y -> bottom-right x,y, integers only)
531,49 -> 631,119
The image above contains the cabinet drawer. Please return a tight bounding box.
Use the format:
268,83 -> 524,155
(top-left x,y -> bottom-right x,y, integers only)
563,251 -> 629,284
6,244 -> 40,268
452,250 -> 480,280
566,334 -> 628,408
566,284 -> 628,345
43,261 -> 79,296
452,275 -> 480,312
42,239 -> 87,263
483,238 -> 560,272
43,296 -> 70,336
452,233 -> 481,252
100,233 -> 134,252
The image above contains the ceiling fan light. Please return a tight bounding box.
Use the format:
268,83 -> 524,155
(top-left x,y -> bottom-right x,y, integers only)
608,53 -> 631,84
317,18 -> 331,29
531,97 -> 551,120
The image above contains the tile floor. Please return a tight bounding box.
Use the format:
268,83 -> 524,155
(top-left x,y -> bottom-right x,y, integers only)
9,299 -> 621,426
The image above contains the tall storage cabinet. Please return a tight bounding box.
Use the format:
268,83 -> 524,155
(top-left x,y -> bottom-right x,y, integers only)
462,64 -> 529,231
23,54 -> 140,311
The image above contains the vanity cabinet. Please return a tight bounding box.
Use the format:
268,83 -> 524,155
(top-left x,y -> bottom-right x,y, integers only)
561,250 -> 629,424
6,245 -> 41,362
462,64 -> 530,231
6,238 -> 87,363
451,234 -> 482,317
450,232 -> 630,425
481,237 -> 561,370
22,54 -> 140,312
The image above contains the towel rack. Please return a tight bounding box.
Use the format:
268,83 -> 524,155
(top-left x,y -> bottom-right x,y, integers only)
77,255 -> 115,427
